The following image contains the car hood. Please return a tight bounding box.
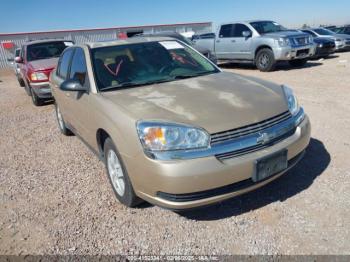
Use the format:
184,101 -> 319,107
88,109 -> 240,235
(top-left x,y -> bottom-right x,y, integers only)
27,57 -> 59,71
101,72 -> 288,134
314,37 -> 335,43
263,30 -> 309,38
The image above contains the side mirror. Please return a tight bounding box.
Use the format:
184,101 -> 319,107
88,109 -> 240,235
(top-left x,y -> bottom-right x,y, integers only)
14,57 -> 23,63
242,31 -> 252,38
60,79 -> 87,92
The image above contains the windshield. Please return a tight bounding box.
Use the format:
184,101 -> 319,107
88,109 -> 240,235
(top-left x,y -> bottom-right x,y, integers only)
27,41 -> 73,61
91,41 -> 219,91
250,21 -> 288,34
314,28 -> 335,36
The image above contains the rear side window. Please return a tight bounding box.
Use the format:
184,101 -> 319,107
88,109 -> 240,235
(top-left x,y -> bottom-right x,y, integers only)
233,24 -> 251,37
57,48 -> 74,79
69,48 -> 88,86
219,24 -> 234,38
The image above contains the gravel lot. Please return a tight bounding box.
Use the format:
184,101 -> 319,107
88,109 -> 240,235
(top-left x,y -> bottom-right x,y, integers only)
0,52 -> 349,255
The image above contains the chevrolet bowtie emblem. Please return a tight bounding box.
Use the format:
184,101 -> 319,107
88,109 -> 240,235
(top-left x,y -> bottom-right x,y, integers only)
257,132 -> 272,145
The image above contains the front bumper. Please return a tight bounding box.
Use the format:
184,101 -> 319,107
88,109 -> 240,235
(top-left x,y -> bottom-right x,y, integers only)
126,112 -> 311,210
30,81 -> 52,98
274,44 -> 315,60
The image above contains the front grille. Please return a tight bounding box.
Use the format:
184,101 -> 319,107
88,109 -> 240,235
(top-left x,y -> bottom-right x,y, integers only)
324,42 -> 335,48
215,127 -> 296,160
293,37 -> 309,46
296,49 -> 309,56
157,151 -> 305,203
210,111 -> 292,145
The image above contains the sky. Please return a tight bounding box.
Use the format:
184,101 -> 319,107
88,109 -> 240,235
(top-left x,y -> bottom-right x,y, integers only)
0,0 -> 349,33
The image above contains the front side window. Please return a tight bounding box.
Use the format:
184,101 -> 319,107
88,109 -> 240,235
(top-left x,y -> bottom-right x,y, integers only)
15,49 -> 20,57
219,24 -> 234,38
233,24 -> 251,37
250,21 -> 287,34
57,48 -> 74,79
69,48 -> 88,86
26,41 -> 73,62
91,41 -> 219,91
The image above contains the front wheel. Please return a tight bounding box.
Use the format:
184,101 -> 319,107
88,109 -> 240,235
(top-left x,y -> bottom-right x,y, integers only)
289,59 -> 308,67
30,87 -> 44,106
104,137 -> 143,207
17,77 -> 25,87
255,48 -> 276,72
55,103 -> 73,136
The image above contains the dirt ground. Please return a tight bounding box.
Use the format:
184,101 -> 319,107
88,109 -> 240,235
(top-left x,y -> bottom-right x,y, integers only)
0,52 -> 349,255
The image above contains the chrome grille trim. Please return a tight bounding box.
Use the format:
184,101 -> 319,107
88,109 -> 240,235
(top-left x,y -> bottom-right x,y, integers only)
211,111 -> 292,145
143,108 -> 305,161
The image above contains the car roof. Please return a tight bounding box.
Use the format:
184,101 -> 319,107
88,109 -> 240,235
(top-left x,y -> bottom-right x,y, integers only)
86,36 -> 177,49
24,39 -> 73,46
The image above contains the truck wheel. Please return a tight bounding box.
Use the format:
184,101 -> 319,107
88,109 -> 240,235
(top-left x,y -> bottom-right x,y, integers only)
104,137 -> 143,207
256,48 -> 276,72
30,87 -> 44,106
24,80 -> 32,96
55,103 -> 73,136
17,77 -> 25,87
289,59 -> 308,67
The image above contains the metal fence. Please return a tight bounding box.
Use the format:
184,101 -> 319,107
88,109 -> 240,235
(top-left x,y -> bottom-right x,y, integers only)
0,22 -> 212,68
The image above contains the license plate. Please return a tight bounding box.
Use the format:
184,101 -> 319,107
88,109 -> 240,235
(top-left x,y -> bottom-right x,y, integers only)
253,150 -> 288,182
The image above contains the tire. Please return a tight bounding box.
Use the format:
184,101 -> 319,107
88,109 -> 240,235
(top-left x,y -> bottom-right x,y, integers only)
289,59 -> 308,67
17,77 -> 25,87
55,103 -> 73,136
255,48 -> 276,72
104,137 -> 143,207
24,80 -> 31,96
30,87 -> 44,106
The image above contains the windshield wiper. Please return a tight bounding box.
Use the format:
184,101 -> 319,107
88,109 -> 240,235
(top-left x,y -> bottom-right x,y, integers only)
172,71 -> 215,80
100,78 -> 175,92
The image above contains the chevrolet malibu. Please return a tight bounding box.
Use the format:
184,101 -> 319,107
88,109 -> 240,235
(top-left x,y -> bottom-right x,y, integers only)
50,37 -> 311,210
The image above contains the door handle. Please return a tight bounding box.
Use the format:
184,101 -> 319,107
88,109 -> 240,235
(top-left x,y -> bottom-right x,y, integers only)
231,40 -> 236,43
216,40 -> 220,43
66,93 -> 71,97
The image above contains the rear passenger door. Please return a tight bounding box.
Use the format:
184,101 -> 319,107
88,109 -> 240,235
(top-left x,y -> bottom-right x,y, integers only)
215,24 -> 235,59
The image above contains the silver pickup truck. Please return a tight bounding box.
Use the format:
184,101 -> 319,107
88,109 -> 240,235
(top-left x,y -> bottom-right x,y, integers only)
193,20 -> 316,72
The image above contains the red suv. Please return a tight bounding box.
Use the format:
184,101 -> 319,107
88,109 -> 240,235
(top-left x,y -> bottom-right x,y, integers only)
15,39 -> 74,106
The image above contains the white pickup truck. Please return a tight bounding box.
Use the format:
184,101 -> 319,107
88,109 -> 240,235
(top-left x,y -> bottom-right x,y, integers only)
193,20 -> 316,72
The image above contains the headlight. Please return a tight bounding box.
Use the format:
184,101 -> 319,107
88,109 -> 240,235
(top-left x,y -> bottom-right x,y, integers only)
277,37 -> 291,47
137,121 -> 210,151
282,85 -> 300,116
318,43 -> 323,48
335,38 -> 342,42
30,72 -> 48,81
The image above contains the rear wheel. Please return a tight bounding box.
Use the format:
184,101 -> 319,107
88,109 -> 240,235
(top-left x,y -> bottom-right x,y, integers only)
104,137 -> 143,207
30,87 -> 44,106
255,48 -> 276,72
289,59 -> 308,67
55,103 -> 73,136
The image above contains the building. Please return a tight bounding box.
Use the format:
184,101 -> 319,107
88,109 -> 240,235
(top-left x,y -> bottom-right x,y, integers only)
0,22 -> 212,69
